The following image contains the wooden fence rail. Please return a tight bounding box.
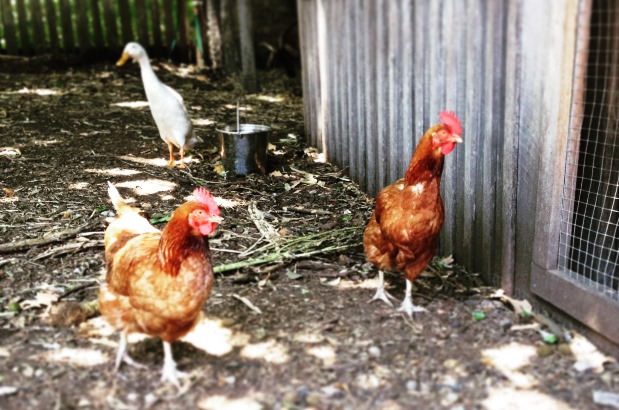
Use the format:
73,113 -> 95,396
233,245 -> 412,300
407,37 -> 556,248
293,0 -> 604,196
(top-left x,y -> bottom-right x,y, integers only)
0,0 -> 195,60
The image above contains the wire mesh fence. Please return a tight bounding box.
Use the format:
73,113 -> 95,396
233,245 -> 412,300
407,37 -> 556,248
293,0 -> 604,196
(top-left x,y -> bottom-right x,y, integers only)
559,0 -> 619,301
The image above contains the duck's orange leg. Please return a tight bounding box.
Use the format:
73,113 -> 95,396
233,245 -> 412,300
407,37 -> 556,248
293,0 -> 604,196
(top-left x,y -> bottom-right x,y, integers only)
178,147 -> 187,169
167,142 -> 175,167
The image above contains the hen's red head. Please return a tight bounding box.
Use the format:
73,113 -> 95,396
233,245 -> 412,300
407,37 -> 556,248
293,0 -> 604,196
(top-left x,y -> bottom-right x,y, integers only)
432,111 -> 464,155
188,188 -> 222,236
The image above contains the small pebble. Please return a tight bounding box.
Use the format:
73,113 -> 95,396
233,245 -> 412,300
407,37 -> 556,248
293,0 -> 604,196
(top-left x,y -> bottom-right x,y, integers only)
537,344 -> 554,357
368,346 -> 381,358
557,343 -> 571,355
405,380 -> 418,392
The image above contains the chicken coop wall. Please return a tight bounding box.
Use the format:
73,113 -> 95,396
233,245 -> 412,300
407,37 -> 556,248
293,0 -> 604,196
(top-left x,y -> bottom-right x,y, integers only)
298,0 -> 619,351
297,0 -> 511,287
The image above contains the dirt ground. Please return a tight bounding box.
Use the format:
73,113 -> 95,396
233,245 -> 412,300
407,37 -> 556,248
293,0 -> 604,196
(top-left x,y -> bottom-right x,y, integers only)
0,57 -> 618,410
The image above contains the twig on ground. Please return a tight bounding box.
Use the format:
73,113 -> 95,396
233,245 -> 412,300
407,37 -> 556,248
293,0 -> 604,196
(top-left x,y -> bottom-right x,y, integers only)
0,223 -> 96,254
231,294 -> 262,314
248,202 -> 281,243
32,240 -> 103,260
239,233 -> 267,257
283,206 -> 333,216
57,281 -> 99,301
213,226 -> 363,274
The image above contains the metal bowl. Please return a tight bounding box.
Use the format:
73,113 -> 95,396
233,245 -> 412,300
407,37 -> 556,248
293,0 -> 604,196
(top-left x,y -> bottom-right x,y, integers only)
217,124 -> 271,175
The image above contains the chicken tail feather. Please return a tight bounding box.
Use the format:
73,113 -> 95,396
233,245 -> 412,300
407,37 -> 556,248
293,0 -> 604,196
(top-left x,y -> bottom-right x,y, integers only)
107,181 -> 136,216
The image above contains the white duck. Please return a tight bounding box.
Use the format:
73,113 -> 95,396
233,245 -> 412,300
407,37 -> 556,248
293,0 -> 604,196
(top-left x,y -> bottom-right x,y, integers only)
117,42 -> 198,168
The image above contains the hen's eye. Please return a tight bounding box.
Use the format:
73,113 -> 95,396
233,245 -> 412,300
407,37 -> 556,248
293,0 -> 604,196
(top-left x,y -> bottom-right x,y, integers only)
195,210 -> 204,216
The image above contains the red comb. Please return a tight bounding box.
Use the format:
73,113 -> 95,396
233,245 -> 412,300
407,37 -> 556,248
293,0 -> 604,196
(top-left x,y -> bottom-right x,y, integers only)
192,187 -> 220,215
439,111 -> 462,136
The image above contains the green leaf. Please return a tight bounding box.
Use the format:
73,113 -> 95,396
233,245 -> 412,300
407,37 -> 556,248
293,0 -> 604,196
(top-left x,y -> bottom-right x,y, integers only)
7,302 -> 20,313
150,215 -> 171,224
472,311 -> 486,321
520,310 -> 534,318
540,330 -> 558,344
95,205 -> 107,212
0,375 -> 4,383
342,216 -> 352,222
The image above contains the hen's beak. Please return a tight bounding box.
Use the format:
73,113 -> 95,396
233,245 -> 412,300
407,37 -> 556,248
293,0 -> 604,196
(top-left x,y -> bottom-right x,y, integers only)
451,135 -> 463,143
207,215 -> 224,224
116,52 -> 131,66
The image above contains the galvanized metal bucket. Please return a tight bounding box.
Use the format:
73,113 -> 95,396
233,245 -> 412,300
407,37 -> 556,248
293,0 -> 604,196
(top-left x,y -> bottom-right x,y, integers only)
217,124 -> 271,175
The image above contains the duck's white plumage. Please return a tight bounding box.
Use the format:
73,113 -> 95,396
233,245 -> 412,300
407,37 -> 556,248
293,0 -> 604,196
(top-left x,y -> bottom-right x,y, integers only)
117,42 -> 198,168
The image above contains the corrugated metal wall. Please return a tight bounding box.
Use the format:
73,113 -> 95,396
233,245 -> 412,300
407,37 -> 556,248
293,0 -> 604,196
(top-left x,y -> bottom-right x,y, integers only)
297,0 -> 512,284
297,0 -> 579,287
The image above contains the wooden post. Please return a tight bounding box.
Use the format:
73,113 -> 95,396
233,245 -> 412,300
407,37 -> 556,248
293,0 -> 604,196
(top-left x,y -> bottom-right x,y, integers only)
30,0 -> 45,49
1,0 -> 18,54
16,0 -> 31,54
90,0 -> 105,51
206,0 -> 222,69
44,0 -> 59,51
103,0 -> 119,52
59,0 -> 75,52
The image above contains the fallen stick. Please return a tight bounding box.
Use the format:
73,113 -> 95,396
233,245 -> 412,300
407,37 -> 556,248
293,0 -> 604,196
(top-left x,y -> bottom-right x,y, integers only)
33,240 -> 103,261
0,223 -> 95,254
231,294 -> 262,314
283,206 -> 333,216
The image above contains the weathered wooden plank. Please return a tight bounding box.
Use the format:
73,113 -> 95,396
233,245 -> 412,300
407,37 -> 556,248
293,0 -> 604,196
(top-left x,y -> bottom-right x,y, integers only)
135,0 -> 150,47
334,0 -> 345,168
323,0 -> 337,164
297,0 -> 312,144
498,0 -> 522,294
399,0 -> 414,185
44,0 -> 59,50
177,0 -> 190,59
150,0 -> 164,49
90,0 -> 105,50
162,0 -> 176,49
387,0 -> 402,184
411,0 -> 426,183
374,1 -> 388,191
352,0 -> 365,187
342,0 -> 352,174
480,0 -> 501,284
30,0 -> 45,48
0,0 -> 18,54
459,0 -> 483,270
363,0 -> 377,193
15,0 -> 31,53
102,0 -> 119,50
59,0 -> 75,52
439,0 -> 457,256
321,0 -> 335,160
75,0 -> 90,50
118,0 -> 133,45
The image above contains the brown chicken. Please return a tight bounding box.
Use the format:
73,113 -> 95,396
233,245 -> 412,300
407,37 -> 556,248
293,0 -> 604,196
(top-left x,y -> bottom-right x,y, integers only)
363,111 -> 463,316
99,182 -> 222,385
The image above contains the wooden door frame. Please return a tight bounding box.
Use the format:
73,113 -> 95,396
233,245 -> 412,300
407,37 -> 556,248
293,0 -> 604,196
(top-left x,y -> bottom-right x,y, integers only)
529,0 -> 619,346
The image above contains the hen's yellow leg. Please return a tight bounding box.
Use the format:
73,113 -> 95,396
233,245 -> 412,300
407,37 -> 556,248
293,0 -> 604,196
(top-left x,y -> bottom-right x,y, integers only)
368,270 -> 397,307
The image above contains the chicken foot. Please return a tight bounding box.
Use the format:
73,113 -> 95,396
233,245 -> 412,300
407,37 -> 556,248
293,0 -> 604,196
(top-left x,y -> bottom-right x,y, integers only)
397,279 -> 427,317
160,341 -> 188,387
368,270 -> 398,307
114,331 -> 147,371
